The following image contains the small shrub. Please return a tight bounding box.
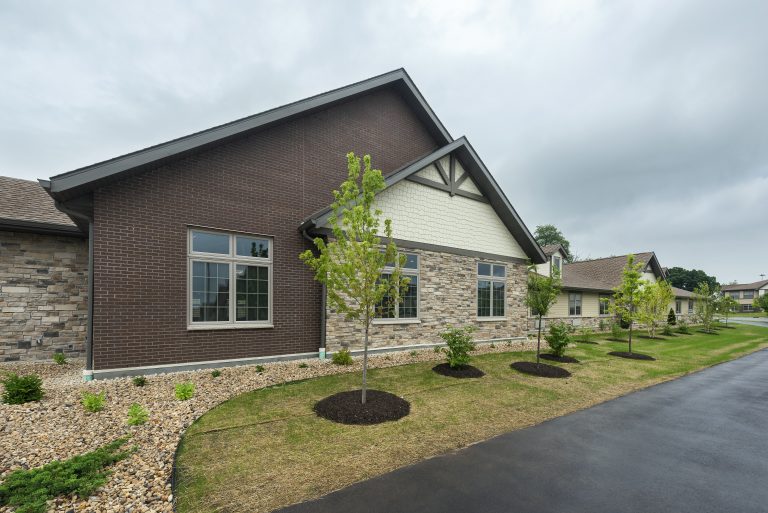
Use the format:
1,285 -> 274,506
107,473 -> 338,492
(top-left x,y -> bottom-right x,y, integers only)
298,362 -> 308,369
662,324 -> 674,336
611,322 -> 624,341
545,322 -> 571,357
678,320 -> 691,334
132,376 -> 147,387
126,403 -> 149,426
254,365 -> 265,373
489,342 -> 496,348
439,326 -> 475,368
566,323 -> 576,334
0,437 -> 131,513
174,382 -> 195,401
331,348 -> 353,366
211,369 -> 222,378
52,352 -> 67,365
81,391 -> 106,413
433,345 -> 442,354
578,326 -> 593,343
409,350 -> 418,357
598,319 -> 607,332
667,308 -> 677,326
1,373 -> 44,404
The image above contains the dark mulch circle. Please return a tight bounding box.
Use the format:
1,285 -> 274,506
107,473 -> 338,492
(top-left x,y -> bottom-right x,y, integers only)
510,361 -> 571,378
432,363 -> 485,379
540,353 -> 580,363
577,340 -> 599,344
607,351 -> 656,361
313,389 -> 410,425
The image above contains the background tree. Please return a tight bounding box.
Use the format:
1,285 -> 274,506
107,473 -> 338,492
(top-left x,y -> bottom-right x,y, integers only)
638,281 -> 675,338
666,267 -> 718,292
608,254 -> 645,353
718,294 -> 738,326
754,294 -> 768,315
524,265 -> 562,365
301,152 -> 407,404
533,224 -> 575,262
693,282 -> 718,333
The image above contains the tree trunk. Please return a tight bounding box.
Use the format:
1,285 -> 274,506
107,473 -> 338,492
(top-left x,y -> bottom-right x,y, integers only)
361,317 -> 369,405
628,322 -> 633,353
536,315 -> 542,366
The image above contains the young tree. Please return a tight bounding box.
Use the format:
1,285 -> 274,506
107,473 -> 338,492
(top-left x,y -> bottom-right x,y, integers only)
533,224 -> 575,262
300,153 -> 407,404
524,265 -> 562,365
754,294 -> 768,315
718,294 -> 739,326
694,282 -> 718,333
608,255 -> 645,353
638,281 -> 675,339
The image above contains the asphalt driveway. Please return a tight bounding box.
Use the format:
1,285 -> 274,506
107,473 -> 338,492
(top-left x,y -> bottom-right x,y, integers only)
278,348 -> 768,513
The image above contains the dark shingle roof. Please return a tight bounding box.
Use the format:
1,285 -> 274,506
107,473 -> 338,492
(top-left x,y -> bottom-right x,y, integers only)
671,286 -> 695,298
561,252 -> 658,292
721,279 -> 768,291
0,176 -> 79,234
540,244 -> 566,257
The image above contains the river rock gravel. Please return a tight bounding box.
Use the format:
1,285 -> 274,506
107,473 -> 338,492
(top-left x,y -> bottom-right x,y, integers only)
0,339 -> 540,512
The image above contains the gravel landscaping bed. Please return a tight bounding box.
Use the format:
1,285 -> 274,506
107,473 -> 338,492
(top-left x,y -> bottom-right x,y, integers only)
0,339 -> 539,513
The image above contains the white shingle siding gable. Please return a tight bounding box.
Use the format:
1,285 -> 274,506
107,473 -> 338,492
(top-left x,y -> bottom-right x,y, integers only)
415,165 -> 446,183
374,179 -> 527,259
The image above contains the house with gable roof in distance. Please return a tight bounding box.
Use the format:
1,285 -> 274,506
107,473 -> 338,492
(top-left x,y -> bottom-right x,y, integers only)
720,280 -> 768,313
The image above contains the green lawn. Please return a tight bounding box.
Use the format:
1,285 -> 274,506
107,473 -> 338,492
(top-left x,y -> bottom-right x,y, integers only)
722,311 -> 767,318
175,324 -> 768,513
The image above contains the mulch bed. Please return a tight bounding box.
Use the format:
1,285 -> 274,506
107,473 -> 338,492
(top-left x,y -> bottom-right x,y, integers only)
510,361 -> 571,378
313,389 -> 410,425
432,363 -> 485,379
539,353 -> 580,363
607,351 -> 656,361
577,340 -> 599,344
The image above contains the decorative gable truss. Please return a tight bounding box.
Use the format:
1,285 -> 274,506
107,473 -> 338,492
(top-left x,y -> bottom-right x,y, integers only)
408,154 -> 486,203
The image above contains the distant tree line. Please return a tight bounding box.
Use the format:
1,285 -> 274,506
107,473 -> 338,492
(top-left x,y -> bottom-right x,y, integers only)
665,267 -> 718,292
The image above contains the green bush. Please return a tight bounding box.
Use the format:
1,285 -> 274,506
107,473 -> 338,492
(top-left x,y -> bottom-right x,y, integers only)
409,350 -> 418,357
81,391 -> 106,413
433,345 -> 442,354
0,437 -> 131,513
667,308 -> 677,326
1,373 -> 44,405
174,382 -> 195,401
210,369 -> 222,378
439,326 -> 475,368
545,322 -> 571,357
254,365 -> 265,373
678,320 -> 691,334
598,319 -> 607,332
331,348 -> 353,366
126,403 -> 149,426
132,376 -> 147,387
578,326 -> 593,343
52,352 -> 67,365
662,324 -> 674,336
298,362 -> 308,369
611,322 -> 624,341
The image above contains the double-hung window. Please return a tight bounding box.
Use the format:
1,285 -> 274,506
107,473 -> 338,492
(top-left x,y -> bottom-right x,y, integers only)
688,299 -> 694,314
375,254 -> 419,320
569,292 -> 582,316
599,294 -> 611,315
675,299 -> 682,314
477,263 -> 506,318
188,229 -> 272,328
552,255 -> 562,275
743,290 -> 754,299
730,291 -> 740,299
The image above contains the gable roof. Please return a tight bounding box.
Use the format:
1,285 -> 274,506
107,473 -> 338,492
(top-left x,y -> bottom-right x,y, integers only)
721,279 -> 768,291
540,244 -> 568,258
671,286 -> 695,298
44,68 -> 452,201
0,176 -> 81,236
560,252 -> 664,292
299,137 -> 547,264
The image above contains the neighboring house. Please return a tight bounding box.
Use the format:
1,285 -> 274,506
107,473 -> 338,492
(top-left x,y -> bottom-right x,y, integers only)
40,69 -> 546,379
530,252 -> 696,329
535,244 -> 567,277
720,280 -> 768,312
0,176 -> 88,361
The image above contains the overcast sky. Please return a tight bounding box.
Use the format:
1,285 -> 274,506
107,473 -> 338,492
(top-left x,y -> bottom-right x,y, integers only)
1,0 -> 765,284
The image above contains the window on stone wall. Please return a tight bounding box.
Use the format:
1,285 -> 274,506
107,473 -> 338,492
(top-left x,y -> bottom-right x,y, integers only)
599,294 -> 611,315
477,263 -> 506,318
375,254 -> 419,320
188,229 -> 272,328
569,292 -> 582,316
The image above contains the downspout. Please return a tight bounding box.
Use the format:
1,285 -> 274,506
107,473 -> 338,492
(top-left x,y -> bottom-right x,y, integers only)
56,202 -> 95,380
301,226 -> 326,359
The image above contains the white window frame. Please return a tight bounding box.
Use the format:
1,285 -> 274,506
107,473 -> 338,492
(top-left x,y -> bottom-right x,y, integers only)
477,262 -> 506,320
599,294 -> 612,316
569,292 -> 582,316
730,291 -> 740,299
187,228 -> 273,330
552,255 -> 562,275
743,290 -> 754,299
675,299 -> 682,315
374,253 -> 421,324
688,299 -> 694,314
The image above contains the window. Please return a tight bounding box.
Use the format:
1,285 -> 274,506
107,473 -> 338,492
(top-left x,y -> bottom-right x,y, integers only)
675,299 -> 682,314
568,292 -> 582,316
477,263 -> 506,318
743,290 -> 754,299
375,254 -> 419,320
730,291 -> 740,299
552,255 -> 562,274
188,229 -> 272,328
688,299 -> 694,314
599,294 -> 611,315
744,304 -> 754,312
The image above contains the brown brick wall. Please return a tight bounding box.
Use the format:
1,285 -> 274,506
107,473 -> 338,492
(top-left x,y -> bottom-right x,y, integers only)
0,231 -> 88,361
92,88 -> 439,370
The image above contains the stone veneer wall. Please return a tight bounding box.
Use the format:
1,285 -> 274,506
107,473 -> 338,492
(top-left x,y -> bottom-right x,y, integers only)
0,231 -> 88,361
527,314 -> 699,332
325,248 -> 528,351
